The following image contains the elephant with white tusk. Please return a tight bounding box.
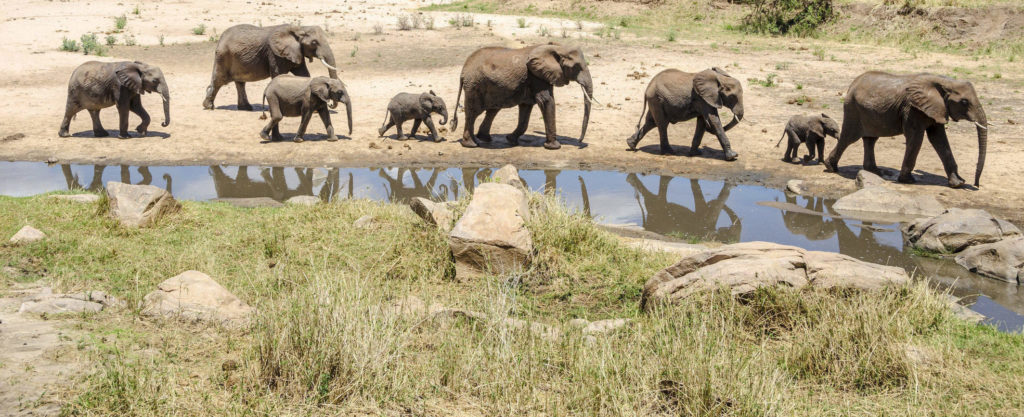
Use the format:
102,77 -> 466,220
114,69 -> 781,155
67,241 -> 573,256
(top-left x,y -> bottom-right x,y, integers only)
824,71 -> 988,188
58,61 -> 170,139
203,24 -> 339,111
259,76 -> 351,143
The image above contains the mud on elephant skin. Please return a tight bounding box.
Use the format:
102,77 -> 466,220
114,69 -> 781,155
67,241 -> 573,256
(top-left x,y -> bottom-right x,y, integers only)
451,42 -> 594,150
824,71 -> 988,188
626,67 -> 744,161
260,75 -> 352,143
776,113 -> 840,164
378,91 -> 448,142
58,61 -> 170,139
203,24 -> 339,111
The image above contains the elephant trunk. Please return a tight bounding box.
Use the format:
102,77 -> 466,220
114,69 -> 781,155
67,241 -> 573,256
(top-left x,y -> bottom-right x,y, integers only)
318,47 -> 338,80
342,96 -> 353,135
439,107 -> 448,125
722,102 -> 742,132
577,69 -> 593,143
158,82 -> 170,127
973,106 -> 988,187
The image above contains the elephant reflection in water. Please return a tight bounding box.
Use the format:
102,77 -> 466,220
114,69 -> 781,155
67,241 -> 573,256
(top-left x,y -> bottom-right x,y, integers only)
61,164 -> 171,193
378,168 -> 452,203
209,166 -> 343,202
778,194 -> 904,266
626,173 -> 741,243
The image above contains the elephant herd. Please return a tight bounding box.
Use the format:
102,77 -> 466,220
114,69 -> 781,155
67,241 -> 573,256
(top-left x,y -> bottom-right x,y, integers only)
57,23 -> 989,188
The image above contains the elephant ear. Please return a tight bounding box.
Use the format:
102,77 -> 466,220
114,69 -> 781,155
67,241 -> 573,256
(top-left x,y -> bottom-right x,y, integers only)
115,63 -> 142,95
693,69 -> 722,108
310,79 -> 330,103
907,78 -> 948,125
271,26 -> 303,66
527,44 -> 568,87
809,118 -> 826,138
420,93 -> 433,111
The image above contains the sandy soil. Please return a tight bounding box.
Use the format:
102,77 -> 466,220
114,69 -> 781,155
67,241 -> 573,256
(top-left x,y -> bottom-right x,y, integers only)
1,0 -> 1023,222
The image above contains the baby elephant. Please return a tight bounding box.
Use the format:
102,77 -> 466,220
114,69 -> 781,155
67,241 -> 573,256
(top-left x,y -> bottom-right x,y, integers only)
776,113 -> 840,164
378,91 -> 448,142
260,75 -> 352,143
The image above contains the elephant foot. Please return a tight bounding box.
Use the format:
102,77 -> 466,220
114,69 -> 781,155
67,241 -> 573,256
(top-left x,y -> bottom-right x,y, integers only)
544,140 -> 561,150
118,133 -> 131,140
948,175 -> 965,188
398,135 -> 412,141
459,137 -> 478,148
864,165 -> 882,176
477,133 -> 492,143
237,103 -> 254,111
327,136 -> 339,142
377,127 -> 386,137
724,150 -> 738,161
687,148 -> 702,157
93,130 -> 109,137
260,131 -> 271,142
293,137 -> 304,143
897,174 -> 916,184
58,129 -> 70,138
136,126 -> 148,136
202,98 -> 215,110
626,136 -> 639,151
822,159 -> 838,173
432,136 -> 443,143
506,135 -> 520,146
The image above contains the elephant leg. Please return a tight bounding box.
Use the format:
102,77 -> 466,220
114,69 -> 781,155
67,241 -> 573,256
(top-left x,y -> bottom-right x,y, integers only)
129,96 -> 151,136
689,118 -> 708,157
825,117 -> 860,172
116,98 -> 132,139
862,137 -> 880,174
294,107 -> 313,143
704,111 -> 738,161
508,104 -> 533,146
783,129 -> 800,162
535,89 -> 560,150
407,119 -> 422,140
395,121 -> 405,140
627,112 -> 656,151
318,107 -> 337,142
59,100 -> 81,137
88,110 -> 108,137
423,117 -> 440,142
897,131 -> 924,184
260,97 -> 284,142
378,116 -> 395,137
803,136 -> 817,163
648,104 -> 671,154
476,109 -> 498,143
815,137 -> 826,165
460,101 -> 481,148
203,56 -> 228,110
925,125 -> 965,188
235,82 -> 252,111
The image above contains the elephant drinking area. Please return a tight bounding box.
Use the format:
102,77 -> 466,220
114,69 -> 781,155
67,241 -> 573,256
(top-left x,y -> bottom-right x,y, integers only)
1,161 -> 1021,332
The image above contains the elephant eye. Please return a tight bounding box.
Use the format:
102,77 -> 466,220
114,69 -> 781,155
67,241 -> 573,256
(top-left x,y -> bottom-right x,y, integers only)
959,98 -> 968,105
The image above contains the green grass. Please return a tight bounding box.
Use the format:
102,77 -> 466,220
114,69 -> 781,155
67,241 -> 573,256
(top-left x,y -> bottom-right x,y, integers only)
191,24 -> 206,36
2,193 -> 1022,415
113,14 -> 126,32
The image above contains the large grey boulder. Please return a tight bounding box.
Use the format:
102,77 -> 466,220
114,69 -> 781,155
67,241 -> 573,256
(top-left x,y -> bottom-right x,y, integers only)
409,197 -> 455,232
955,236 -> 1024,285
106,182 -> 180,227
9,225 -> 45,244
855,170 -> 887,189
903,208 -> 1021,253
49,194 -> 100,203
141,271 -> 255,326
833,185 -> 944,218
449,183 -> 533,277
641,242 -> 909,310
491,164 -> 527,189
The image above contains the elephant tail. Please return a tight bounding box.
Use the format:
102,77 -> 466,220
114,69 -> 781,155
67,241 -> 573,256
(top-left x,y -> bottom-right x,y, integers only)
450,77 -> 463,131
259,87 -> 268,120
378,108 -> 390,136
632,96 -> 648,138
775,130 -> 786,147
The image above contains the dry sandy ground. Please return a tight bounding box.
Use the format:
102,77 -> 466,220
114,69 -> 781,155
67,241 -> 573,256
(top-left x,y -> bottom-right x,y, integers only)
0,0 -> 1022,222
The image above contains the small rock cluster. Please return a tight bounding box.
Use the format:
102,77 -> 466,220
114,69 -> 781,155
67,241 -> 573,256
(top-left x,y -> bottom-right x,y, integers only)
903,208 -> 1024,284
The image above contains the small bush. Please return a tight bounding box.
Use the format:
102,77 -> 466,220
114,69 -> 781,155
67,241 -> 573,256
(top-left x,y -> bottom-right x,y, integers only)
114,14 -> 127,31
411,14 -> 424,29
517,17 -> 527,28
158,34 -> 165,46
123,33 -> 137,46
742,0 -> 836,37
105,35 -> 117,46
80,33 -> 106,56
424,16 -> 435,30
537,25 -> 550,37
748,73 -> 778,87
373,23 -> 384,35
192,24 -> 206,35
666,29 -> 678,42
60,37 -> 80,52
397,15 -> 412,31
132,5 -> 140,16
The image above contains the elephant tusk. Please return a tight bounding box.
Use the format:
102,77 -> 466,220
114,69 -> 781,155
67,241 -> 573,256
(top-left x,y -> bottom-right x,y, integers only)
975,122 -> 988,130
580,85 -> 601,106
320,58 -> 338,72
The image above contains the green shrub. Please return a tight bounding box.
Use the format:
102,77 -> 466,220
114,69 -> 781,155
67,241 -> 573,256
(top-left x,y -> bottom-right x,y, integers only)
742,0 -> 836,37
192,24 -> 206,35
60,37 -> 80,52
114,14 -> 127,31
80,33 -> 107,56
105,35 -> 117,46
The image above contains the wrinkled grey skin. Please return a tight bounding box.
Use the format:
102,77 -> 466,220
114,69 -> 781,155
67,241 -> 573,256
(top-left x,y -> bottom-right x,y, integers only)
203,24 -> 338,111
378,91 -> 448,142
824,71 -> 988,188
58,61 -> 170,139
627,68 -> 744,161
776,113 -> 840,164
260,76 -> 351,143
451,42 -> 593,150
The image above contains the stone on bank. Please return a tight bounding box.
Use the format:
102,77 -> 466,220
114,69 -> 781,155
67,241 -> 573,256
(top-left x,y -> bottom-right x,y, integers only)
448,182 -> 533,278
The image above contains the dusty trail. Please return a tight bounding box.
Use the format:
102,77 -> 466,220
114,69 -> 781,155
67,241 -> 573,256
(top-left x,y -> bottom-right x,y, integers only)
1,0 -> 1023,222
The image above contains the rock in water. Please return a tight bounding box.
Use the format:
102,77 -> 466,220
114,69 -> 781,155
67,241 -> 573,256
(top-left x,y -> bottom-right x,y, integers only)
285,195 -> 320,206
955,236 -> 1024,285
409,197 -> 455,231
449,183 -> 533,278
9,225 -> 45,244
641,242 -> 909,310
855,170 -> 886,189
903,208 -> 1021,253
833,185 -> 944,218
786,179 -> 806,195
141,270 -> 255,326
106,182 -> 180,227
492,164 -> 527,189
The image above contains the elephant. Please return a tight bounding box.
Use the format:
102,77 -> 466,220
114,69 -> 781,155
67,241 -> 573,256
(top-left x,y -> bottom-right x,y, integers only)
202,24 -> 338,111
378,91 -> 449,142
58,61 -> 170,139
260,75 -> 351,143
626,68 -> 744,160
450,42 -> 594,149
775,113 -> 840,164
823,71 -> 988,188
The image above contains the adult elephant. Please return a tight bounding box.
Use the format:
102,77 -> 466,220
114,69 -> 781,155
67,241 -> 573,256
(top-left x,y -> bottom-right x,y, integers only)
824,71 -> 988,188
58,61 -> 170,138
202,24 -> 339,110
626,68 -> 744,160
451,42 -> 594,149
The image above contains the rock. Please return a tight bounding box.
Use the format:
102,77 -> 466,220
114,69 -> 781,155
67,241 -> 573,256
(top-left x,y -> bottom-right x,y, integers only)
449,183 -> 533,277
409,197 -> 454,231
955,236 -> 1024,284
833,186 -> 944,219
9,225 -> 45,244
786,179 -> 806,195
106,182 -> 180,227
19,298 -> 103,314
582,318 -> 631,335
63,290 -> 122,308
353,215 -> 377,229
285,195 -> 320,206
567,318 -> 590,329
641,242 -> 909,310
621,237 -> 707,258
501,317 -> 560,341
945,295 -> 985,323
855,170 -> 886,189
385,295 -> 445,318
49,194 -> 100,203
140,270 -> 255,326
211,197 -> 283,208
491,164 -> 527,189
902,208 -> 1020,253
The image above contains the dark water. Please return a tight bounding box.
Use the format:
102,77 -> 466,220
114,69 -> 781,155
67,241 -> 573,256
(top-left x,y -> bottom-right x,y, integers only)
1,161 -> 1021,332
